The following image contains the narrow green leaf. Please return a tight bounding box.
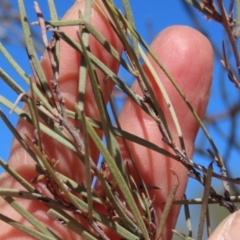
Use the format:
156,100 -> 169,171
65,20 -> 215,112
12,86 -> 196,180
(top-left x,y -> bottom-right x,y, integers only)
77,0 -> 92,111
0,213 -> 55,240
0,188 -> 70,210
121,0 -> 139,56
35,18 -> 134,74
0,43 -> 53,113
156,181 -> 178,239
85,117 -> 149,239
139,45 -> 186,151
48,209 -> 97,240
0,68 -> 25,95
65,109 -> 177,160
86,115 -> 177,159
18,0 -> 55,108
3,196 -> 60,239
105,81 -> 147,198
75,106 -> 137,233
197,163 -> 213,240
0,109 -> 39,165
0,96 -> 78,154
28,77 -> 43,153
79,32 -> 128,184
0,43 -> 29,84
47,0 -> 58,20
79,110 -> 93,222
0,157 -> 35,193
78,29 -> 88,111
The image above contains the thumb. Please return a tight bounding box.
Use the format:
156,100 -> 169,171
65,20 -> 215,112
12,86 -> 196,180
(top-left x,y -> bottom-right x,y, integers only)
209,209 -> 240,239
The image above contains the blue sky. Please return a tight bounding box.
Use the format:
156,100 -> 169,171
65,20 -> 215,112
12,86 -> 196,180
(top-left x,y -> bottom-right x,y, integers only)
1,1 -> 240,239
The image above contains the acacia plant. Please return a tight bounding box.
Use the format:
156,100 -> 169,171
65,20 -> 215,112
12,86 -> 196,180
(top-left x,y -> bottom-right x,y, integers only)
0,0 -> 240,239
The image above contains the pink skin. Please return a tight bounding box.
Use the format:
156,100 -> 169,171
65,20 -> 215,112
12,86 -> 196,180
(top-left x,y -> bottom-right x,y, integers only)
1,1 -> 233,239
209,210 -> 240,240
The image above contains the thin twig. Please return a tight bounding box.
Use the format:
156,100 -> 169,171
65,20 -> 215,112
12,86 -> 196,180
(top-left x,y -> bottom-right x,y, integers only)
217,0 -> 240,87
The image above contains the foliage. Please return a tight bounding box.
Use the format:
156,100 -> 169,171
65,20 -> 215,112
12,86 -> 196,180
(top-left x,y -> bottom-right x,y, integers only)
1,0 -> 240,239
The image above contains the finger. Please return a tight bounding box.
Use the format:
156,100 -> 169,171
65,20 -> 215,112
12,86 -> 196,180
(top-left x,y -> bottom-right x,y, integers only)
0,0 -> 122,238
103,26 -> 213,239
8,0 -> 123,183
209,210 -> 240,239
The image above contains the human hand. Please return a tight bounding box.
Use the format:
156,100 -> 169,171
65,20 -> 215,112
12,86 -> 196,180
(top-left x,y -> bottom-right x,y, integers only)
1,1 -> 232,239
